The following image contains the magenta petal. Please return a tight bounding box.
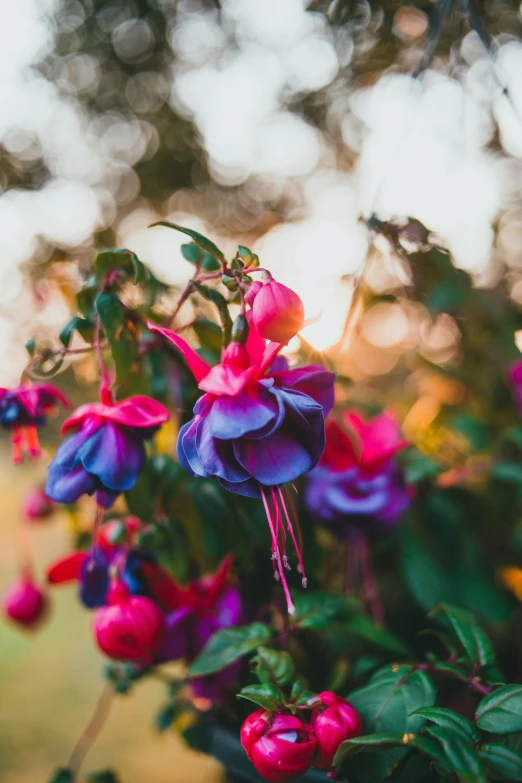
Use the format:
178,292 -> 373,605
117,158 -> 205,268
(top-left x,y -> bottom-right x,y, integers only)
47,552 -> 87,583
148,322 -> 211,382
198,363 -> 256,397
62,396 -> 169,434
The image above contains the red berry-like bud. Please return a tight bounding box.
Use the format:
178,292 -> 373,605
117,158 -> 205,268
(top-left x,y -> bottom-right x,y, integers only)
22,487 -> 55,522
3,576 -> 47,628
240,709 -> 316,782
251,279 -> 304,345
245,280 -> 263,306
93,578 -> 165,662
310,691 -> 362,770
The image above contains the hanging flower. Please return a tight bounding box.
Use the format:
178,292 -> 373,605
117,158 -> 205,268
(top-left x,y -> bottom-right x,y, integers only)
305,410 -> 411,536
251,276 -> 305,345
0,382 -> 70,464
47,517 -> 175,609
149,313 -> 335,613
154,555 -> 243,702
240,709 -> 317,783
3,570 -> 47,629
310,691 -> 362,770
45,394 -> 170,508
93,577 -> 165,662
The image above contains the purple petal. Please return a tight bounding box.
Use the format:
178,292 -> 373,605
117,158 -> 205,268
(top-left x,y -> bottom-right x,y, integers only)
46,464 -> 96,504
197,417 -> 250,483
234,429 -> 314,485
80,421 -> 145,491
209,391 -> 276,439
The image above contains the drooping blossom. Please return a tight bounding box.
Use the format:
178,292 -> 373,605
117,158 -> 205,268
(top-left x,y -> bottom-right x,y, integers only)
45,393 -> 170,508
310,691 -> 362,770
510,361 -> 522,414
149,312 -> 335,614
240,709 -> 317,783
93,577 -> 165,662
0,382 -> 70,464
251,277 -> 305,345
305,410 -> 411,536
154,555 -> 243,702
3,570 -> 47,628
47,517 -> 175,609
22,486 -> 55,522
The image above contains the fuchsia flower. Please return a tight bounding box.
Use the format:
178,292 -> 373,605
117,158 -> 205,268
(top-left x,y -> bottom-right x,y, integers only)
149,307 -> 334,614
240,709 -> 317,783
93,577 -> 165,662
22,486 -> 55,522
0,382 -> 70,464
47,517 -> 173,609
251,277 -> 305,345
305,410 -> 411,536
310,691 -> 362,770
510,361 -> 522,413
45,393 -> 170,508
3,571 -> 47,629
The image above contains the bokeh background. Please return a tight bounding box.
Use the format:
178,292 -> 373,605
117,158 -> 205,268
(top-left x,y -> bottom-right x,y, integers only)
4,0 -> 522,780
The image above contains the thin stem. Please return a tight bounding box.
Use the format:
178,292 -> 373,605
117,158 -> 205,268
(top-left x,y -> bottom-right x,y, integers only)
357,532 -> 384,626
68,682 -> 114,777
94,314 -> 111,393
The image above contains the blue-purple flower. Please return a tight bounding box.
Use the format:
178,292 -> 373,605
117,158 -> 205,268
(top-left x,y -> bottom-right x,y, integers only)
305,410 -> 412,537
45,394 -> 170,508
150,315 -> 335,614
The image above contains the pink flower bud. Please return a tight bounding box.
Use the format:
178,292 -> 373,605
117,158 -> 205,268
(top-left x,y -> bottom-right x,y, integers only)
240,709 -> 316,782
251,279 -> 304,345
244,280 -> 263,307
3,576 -> 47,628
310,691 -> 362,770
22,486 -> 55,522
93,578 -> 165,662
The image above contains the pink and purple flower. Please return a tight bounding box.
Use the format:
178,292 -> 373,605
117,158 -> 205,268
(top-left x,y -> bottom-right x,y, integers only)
305,410 -> 411,536
45,394 -> 170,508
0,382 -> 70,464
149,314 -> 335,613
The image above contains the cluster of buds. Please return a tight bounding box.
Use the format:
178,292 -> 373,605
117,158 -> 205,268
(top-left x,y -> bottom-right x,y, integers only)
240,692 -> 362,781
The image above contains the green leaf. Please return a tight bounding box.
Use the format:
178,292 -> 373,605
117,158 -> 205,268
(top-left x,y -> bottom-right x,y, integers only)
87,772 -> 121,783
181,241 -> 221,271
404,453 -> 441,485
25,338 -> 36,357
413,707 -> 478,741
347,664 -> 436,735
253,647 -> 295,687
189,623 -> 272,677
150,221 -> 224,261
344,615 -> 409,655
59,315 -> 93,347
334,732 -> 408,763
237,683 -> 282,711
191,281 -> 232,347
423,725 -> 486,783
290,678 -> 315,706
48,771 -> 74,783
95,290 -> 141,386
476,686 -> 522,733
479,743 -> 522,781
431,603 -> 495,667
491,463 -> 522,484
292,592 -> 357,629
155,703 -> 176,732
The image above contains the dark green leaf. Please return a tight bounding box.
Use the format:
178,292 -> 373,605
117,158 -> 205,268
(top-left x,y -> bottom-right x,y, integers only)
344,615 -> 409,654
475,686 -> 522,733
423,725 -> 486,783
181,242 -> 220,271
334,732 -> 408,763
87,771 -> 121,783
413,707 -> 478,741
25,338 -> 36,357
59,315 -> 93,347
347,664 -> 436,735
150,221 -> 224,260
491,463 -> 522,484
156,704 -> 176,732
479,743 -> 522,781
189,623 -> 272,676
253,647 -> 295,687
292,592 -> 357,629
290,678 -> 315,706
192,281 -> 232,346
48,770 -> 74,783
237,683 -> 282,711
431,603 -> 495,667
